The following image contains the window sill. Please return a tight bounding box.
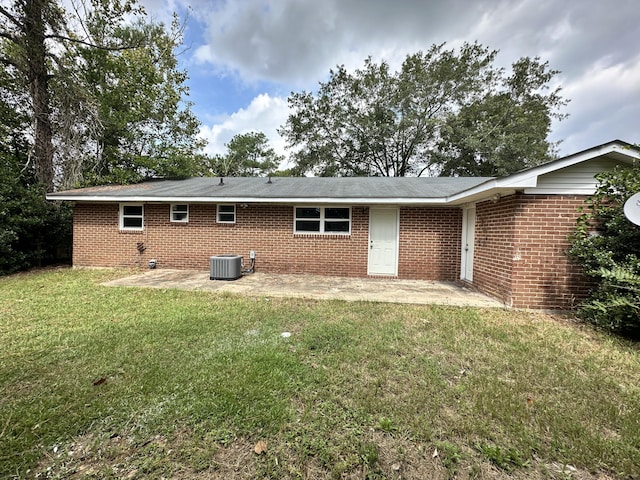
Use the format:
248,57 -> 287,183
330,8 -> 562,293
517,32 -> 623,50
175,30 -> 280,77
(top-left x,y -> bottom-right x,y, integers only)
294,233 -> 351,238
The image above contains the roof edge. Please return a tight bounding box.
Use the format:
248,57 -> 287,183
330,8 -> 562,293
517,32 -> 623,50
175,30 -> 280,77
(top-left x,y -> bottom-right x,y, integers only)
45,195 -> 451,205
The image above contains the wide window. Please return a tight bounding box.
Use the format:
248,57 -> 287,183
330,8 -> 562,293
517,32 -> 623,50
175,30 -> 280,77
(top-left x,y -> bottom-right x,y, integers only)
120,203 -> 144,230
170,204 -> 189,222
217,204 -> 236,223
295,206 -> 350,234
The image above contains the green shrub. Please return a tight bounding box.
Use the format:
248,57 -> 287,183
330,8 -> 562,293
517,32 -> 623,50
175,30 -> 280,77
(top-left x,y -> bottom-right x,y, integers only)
0,143 -> 72,275
569,162 -> 640,336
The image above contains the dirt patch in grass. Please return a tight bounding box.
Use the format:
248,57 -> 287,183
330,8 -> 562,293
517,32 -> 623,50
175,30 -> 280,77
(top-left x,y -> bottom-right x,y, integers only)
33,431 -> 260,479
33,429 -> 621,480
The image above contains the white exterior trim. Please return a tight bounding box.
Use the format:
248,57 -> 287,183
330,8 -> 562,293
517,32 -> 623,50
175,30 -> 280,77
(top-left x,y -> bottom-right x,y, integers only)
216,204 -> 236,224
447,142 -> 640,204
45,195 -> 451,205
293,205 -> 352,235
170,203 -> 189,223
460,206 -> 476,282
119,203 -> 144,231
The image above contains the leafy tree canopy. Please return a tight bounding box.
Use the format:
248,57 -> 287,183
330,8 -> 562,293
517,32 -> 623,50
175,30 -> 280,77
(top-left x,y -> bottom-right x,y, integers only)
202,132 -> 283,177
0,0 -> 203,274
280,43 -> 567,177
0,75 -> 70,274
71,14 -> 204,187
0,0 -> 204,190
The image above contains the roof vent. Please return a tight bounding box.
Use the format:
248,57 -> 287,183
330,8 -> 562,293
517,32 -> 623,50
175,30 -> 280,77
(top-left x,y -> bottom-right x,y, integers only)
267,176 -> 272,184
218,177 -> 224,186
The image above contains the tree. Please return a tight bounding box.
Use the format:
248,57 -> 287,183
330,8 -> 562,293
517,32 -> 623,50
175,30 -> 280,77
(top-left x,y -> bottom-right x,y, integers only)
203,132 -> 282,177
73,14 -> 204,186
0,0 -> 146,191
436,57 -> 566,176
280,43 -> 566,177
0,71 -> 70,274
0,0 -> 203,274
0,0 -> 63,191
0,0 -> 203,190
568,163 -> 640,336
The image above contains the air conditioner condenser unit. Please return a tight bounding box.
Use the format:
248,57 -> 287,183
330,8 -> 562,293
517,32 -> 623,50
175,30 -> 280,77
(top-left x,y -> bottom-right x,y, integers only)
210,254 -> 243,280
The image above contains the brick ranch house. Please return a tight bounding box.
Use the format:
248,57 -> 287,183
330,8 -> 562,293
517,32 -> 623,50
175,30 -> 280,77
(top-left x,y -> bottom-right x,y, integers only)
47,140 -> 639,310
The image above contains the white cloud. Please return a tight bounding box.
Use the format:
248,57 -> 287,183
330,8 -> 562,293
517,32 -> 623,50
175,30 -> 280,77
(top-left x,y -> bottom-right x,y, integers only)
142,0 -> 640,156
187,0 -> 489,87
552,54 -> 640,152
198,93 -> 290,157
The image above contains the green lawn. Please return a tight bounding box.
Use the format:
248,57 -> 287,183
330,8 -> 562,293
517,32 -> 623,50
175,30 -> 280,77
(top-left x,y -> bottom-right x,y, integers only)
1,268 -> 639,479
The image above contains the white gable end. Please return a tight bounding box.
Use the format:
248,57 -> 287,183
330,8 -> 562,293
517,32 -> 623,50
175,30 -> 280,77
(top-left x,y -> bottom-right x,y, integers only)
525,157 -> 629,195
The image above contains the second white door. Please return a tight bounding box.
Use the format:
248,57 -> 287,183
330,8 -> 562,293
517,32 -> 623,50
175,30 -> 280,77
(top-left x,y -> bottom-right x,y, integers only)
461,206 -> 475,282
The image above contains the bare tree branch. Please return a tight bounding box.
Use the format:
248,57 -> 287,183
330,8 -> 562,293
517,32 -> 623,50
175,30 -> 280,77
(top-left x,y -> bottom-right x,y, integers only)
0,4 -> 21,28
0,54 -> 22,70
44,32 -> 143,51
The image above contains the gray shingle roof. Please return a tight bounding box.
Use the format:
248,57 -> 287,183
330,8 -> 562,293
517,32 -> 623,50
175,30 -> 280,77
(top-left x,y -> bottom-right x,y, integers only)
47,176 -> 494,202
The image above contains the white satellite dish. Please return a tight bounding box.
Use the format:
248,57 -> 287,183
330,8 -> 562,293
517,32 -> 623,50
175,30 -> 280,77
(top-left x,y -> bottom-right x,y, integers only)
624,191 -> 640,226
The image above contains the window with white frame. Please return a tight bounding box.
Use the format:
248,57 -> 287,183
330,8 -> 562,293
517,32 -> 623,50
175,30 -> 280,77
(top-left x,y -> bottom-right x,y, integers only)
294,206 -> 351,234
170,204 -> 189,222
119,203 -> 144,230
217,204 -> 236,223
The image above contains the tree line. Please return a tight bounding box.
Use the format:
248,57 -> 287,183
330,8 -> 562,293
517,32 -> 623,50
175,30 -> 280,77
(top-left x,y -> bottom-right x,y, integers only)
1,0 -> 569,274
281,43 -> 566,177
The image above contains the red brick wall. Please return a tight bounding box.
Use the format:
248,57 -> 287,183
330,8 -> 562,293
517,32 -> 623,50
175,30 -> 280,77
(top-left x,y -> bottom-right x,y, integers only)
72,198 -> 591,309
72,203 -> 461,280
73,203 -> 136,267
399,207 -> 461,280
510,195 -> 592,309
473,193 -> 591,309
473,196 -> 518,306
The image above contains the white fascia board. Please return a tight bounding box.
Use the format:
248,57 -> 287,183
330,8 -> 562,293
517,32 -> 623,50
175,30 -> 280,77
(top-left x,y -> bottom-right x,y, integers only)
446,177 -> 537,203
46,195 -> 449,205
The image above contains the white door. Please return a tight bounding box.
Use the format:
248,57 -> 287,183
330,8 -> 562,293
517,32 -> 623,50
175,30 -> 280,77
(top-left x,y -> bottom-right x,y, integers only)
461,206 -> 476,282
368,208 -> 399,276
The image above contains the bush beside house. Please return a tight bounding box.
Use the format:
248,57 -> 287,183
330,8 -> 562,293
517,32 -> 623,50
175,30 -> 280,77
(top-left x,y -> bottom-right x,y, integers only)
569,164 -> 640,336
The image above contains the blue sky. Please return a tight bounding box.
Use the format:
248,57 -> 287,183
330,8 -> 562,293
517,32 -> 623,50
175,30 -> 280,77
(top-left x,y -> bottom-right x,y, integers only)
142,0 -> 640,164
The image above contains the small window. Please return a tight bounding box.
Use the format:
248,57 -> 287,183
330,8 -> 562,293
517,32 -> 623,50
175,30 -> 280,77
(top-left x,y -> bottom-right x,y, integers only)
295,207 -> 320,232
170,204 -> 189,223
324,207 -> 350,232
295,206 -> 350,234
217,204 -> 236,223
120,203 -> 144,230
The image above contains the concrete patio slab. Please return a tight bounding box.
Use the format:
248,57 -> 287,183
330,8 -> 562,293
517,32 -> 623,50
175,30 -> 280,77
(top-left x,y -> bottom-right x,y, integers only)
102,269 -> 504,308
